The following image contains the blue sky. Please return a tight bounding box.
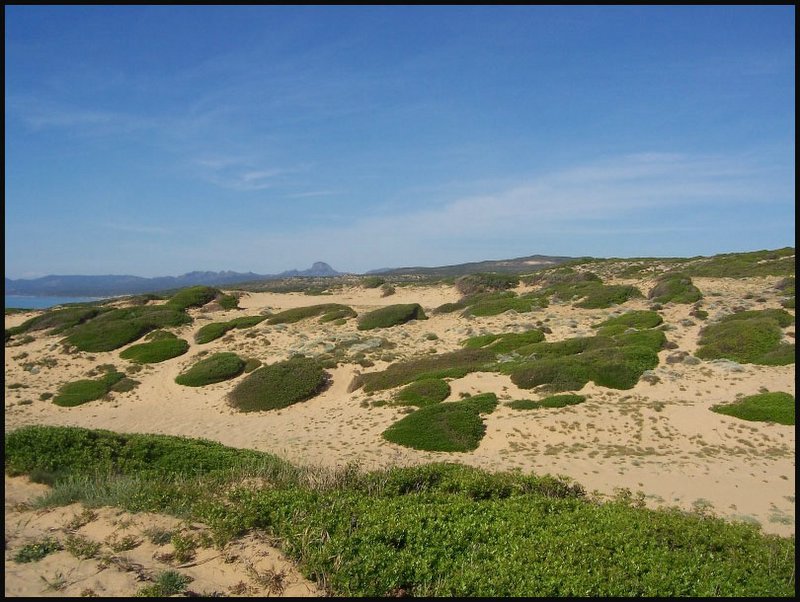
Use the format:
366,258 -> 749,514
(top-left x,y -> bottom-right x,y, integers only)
5,5 -> 795,278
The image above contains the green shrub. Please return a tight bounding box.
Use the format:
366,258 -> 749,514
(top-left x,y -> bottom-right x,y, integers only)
383,394 -> 498,452
120,338 -> 189,363
53,371 -> 126,407
362,276 -> 386,288
680,247 -> 795,278
648,273 -> 703,304
13,536 -> 63,563
319,308 -> 357,323
5,306 -> 106,337
593,311 -> 664,336
65,306 -> 191,352
455,273 -> 520,296
166,286 -> 220,310
356,348 -> 496,392
695,310 -> 795,365
267,304 -> 356,325
357,304 -> 427,330
217,294 -> 240,310
462,293 -> 548,317
194,322 -> 229,344
136,570 -> 191,597
227,356 -> 328,412
3,426 -> 795,597
509,394 -> 586,410
711,392 -> 794,425
195,315 -> 267,343
462,329 -> 545,353
396,378 -> 451,406
538,280 -> 642,309
175,352 -> 245,386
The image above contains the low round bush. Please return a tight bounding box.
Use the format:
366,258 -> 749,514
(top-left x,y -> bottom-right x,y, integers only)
647,274 -> 703,304
382,394 -> 498,452
53,371 -> 126,407
695,311 -> 794,365
396,378 -> 451,407
120,338 -> 189,363
175,353 -> 245,387
357,304 -> 427,330
509,394 -> 586,410
227,356 -> 328,412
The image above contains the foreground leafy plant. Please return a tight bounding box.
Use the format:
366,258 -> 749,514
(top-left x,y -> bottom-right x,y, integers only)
4,426 -> 795,597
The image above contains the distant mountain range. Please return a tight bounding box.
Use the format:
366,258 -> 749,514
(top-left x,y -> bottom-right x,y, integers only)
5,255 -> 580,298
5,262 -> 343,297
367,254 -> 577,277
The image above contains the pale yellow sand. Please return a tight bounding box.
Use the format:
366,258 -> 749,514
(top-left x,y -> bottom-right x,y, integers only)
5,273 -> 795,589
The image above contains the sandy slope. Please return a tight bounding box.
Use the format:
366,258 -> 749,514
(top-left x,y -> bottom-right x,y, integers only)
4,274 -> 795,594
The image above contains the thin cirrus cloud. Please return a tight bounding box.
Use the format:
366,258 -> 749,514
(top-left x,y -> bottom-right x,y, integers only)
192,157 -> 291,191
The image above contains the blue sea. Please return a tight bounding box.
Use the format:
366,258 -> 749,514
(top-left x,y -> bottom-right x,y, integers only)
5,295 -> 107,310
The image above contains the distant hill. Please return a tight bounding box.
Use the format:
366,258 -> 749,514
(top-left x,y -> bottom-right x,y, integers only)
5,262 -> 343,297
367,254 -> 578,277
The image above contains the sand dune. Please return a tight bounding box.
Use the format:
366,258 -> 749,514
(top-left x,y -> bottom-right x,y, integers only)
4,274 -> 795,595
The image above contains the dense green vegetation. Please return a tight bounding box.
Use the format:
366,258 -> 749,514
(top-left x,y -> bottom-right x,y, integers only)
711,392 -> 795,425
362,276 -> 386,288
53,371 -> 127,407
504,315 -> 666,392
357,303 -> 427,330
267,304 -> 357,324
455,273 -> 520,296
354,348 -> 496,393
695,309 -> 795,365
462,291 -> 549,317
164,286 -> 220,310
679,247 -> 795,278
174,352 -> 245,387
227,356 -> 328,412
119,333 -> 189,363
648,273 -> 703,304
462,329 -> 545,353
509,394 -> 586,410
4,426 -> 794,597
395,378 -> 451,406
543,280 -> 643,309
194,315 -> 267,344
593,310 -> 664,336
5,305 -> 106,340
383,393 -> 498,452
216,294 -> 240,310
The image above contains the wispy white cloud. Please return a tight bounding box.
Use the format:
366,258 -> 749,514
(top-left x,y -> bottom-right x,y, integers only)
191,156 -> 293,191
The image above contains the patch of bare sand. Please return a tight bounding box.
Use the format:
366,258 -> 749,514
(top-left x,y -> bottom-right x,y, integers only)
5,277 -> 795,553
4,475 -> 322,598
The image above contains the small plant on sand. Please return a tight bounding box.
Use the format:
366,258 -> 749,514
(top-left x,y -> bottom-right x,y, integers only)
13,536 -> 63,563
64,534 -> 101,559
136,570 -> 192,597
